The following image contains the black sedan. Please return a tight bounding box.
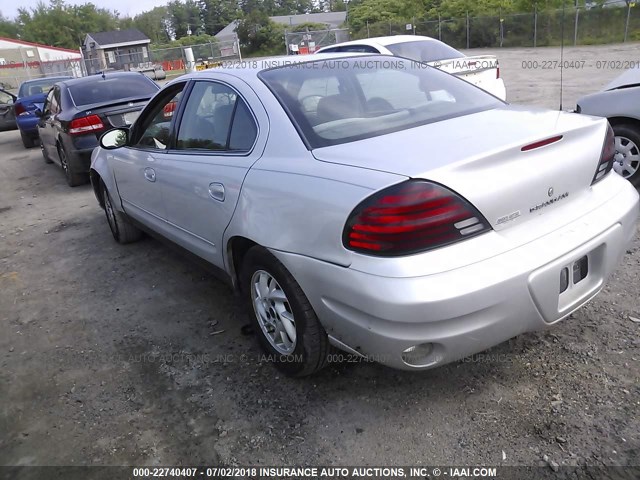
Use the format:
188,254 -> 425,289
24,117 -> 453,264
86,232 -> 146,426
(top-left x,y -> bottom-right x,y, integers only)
0,87 -> 17,131
38,72 -> 160,186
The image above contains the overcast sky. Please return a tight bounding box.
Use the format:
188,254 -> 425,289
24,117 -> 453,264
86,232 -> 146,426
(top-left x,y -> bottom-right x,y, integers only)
0,0 -> 165,20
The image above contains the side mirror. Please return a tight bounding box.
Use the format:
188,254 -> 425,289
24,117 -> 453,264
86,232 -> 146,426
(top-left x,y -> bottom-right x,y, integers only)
99,128 -> 129,150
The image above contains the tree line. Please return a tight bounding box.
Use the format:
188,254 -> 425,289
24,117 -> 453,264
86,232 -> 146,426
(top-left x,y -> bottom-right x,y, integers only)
0,0 -> 345,50
0,0 -> 620,52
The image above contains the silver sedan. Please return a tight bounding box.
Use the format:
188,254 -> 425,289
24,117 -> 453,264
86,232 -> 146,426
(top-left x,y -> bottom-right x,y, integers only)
90,54 -> 639,376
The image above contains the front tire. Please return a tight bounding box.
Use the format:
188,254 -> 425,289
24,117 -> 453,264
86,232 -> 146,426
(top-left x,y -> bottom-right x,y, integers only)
241,246 -> 330,377
612,124 -> 640,188
102,183 -> 143,244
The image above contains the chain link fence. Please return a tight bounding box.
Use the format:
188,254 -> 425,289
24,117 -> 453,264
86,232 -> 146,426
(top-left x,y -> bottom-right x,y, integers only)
284,28 -> 350,54
356,0 -> 640,49
79,37 -> 241,80
149,37 -> 241,77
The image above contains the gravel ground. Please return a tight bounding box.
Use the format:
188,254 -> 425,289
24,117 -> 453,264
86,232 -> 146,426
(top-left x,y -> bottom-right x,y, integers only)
1,43 -> 639,473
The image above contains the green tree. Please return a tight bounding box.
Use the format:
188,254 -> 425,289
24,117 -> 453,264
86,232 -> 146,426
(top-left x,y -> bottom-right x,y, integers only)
236,10 -> 286,55
132,7 -> 171,44
199,0 -> 239,35
16,0 -> 119,49
0,13 -> 19,38
166,0 -> 202,39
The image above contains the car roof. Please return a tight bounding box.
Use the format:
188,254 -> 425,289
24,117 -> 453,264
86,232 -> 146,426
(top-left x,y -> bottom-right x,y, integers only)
20,76 -> 73,86
318,35 -> 443,49
58,72 -> 153,87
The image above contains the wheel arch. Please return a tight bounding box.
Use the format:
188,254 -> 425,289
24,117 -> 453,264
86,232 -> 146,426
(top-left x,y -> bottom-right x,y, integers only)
90,150 -> 124,213
90,169 -> 105,209
226,236 -> 258,293
607,116 -> 640,130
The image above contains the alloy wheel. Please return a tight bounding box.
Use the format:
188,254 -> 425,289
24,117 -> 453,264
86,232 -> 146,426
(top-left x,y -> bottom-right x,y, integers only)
250,270 -> 297,355
613,135 -> 640,179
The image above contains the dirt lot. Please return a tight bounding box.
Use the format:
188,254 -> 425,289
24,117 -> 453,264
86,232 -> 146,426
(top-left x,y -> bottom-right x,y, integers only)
1,43 -> 639,473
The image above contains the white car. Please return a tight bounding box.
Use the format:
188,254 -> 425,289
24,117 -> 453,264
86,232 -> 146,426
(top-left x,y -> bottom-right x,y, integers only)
316,35 -> 507,101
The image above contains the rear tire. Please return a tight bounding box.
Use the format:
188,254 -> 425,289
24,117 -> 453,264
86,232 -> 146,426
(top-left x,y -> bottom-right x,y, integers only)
612,124 -> 640,188
20,130 -> 36,148
102,183 -> 143,244
240,246 -> 330,377
41,140 -> 53,164
57,144 -> 87,187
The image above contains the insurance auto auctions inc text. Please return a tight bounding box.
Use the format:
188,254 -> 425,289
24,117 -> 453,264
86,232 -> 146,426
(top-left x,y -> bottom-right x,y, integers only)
250,466 -> 497,478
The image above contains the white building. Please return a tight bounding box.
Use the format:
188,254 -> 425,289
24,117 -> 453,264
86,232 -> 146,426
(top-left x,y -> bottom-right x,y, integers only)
0,37 -> 83,88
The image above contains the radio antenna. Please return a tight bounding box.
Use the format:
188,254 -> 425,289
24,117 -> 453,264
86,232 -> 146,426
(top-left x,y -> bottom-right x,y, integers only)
559,0 -> 567,110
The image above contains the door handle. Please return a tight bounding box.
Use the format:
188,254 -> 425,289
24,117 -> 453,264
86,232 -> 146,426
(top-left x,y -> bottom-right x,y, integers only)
208,182 -> 225,201
144,167 -> 156,182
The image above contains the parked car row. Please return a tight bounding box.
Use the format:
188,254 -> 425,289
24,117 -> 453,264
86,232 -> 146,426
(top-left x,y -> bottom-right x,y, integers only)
37,72 -> 160,186
2,41 -> 638,377
14,76 -> 73,148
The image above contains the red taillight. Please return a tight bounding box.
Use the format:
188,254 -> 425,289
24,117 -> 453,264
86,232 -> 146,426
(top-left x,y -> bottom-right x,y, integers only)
496,63 -> 500,79
163,101 -> 177,118
68,114 -> 104,135
343,180 -> 491,256
592,123 -> 615,185
14,103 -> 26,116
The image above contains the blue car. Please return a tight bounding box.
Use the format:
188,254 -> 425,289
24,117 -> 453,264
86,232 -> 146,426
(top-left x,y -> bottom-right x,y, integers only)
14,76 -> 72,148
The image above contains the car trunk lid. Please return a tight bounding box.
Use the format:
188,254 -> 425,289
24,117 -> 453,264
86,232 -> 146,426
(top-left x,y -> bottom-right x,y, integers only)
312,106 -> 608,232
429,55 -> 500,94
73,98 -> 149,137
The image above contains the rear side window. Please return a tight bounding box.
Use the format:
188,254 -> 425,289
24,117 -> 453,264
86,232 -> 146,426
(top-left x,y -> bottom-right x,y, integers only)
176,81 -> 257,152
18,78 -> 68,97
386,40 -> 464,63
69,76 -> 158,107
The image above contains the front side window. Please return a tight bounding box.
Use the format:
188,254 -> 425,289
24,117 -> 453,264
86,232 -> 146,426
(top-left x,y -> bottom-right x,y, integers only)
133,83 -> 185,150
260,56 -> 502,148
176,81 -> 256,152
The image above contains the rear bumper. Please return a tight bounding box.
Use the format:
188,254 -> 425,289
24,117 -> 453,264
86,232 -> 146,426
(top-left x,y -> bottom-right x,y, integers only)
16,116 -> 39,135
272,179 -> 639,371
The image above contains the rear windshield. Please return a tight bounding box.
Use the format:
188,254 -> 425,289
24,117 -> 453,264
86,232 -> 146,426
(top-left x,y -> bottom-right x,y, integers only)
259,56 -> 502,148
386,40 -> 465,63
69,76 -> 158,107
18,78 -> 69,97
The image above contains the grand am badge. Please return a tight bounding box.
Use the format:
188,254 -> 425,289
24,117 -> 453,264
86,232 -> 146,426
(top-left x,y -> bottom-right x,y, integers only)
530,191 -> 569,213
